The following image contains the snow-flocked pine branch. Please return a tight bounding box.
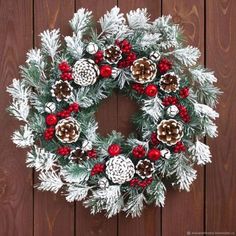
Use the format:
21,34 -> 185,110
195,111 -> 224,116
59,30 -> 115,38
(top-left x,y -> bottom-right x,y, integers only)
69,8 -> 92,34
12,125 -> 34,148
126,8 -> 150,30
40,29 -> 61,60
189,140 -> 212,165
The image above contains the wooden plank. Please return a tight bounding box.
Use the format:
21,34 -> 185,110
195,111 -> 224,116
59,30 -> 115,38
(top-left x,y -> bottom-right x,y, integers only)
161,1 -> 205,236
117,1 -> 162,236
33,1 -> 75,236
206,0 -> 236,234
0,1 -> 33,236
75,1 -> 118,236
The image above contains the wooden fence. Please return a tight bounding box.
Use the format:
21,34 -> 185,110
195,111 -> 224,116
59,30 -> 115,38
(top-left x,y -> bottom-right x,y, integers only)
0,0 -> 235,235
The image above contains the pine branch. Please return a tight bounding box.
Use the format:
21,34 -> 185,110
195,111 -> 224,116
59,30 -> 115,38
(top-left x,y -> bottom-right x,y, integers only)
12,125 -> 34,148
173,46 -> 201,67
190,67 -> 217,85
124,190 -> 145,217
66,184 -> 91,202
8,101 -> 30,122
7,78 -> 31,102
189,140 -> 212,165
65,33 -> 84,59
141,96 -> 164,122
37,171 -> 63,193
61,163 -> 90,184
126,8 -> 150,30
69,8 -> 92,34
98,6 -> 127,36
40,29 -> 61,60
26,146 -> 58,171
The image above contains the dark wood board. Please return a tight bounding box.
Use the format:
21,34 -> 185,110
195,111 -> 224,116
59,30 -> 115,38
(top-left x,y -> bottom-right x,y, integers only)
0,1 -> 33,236
33,1 -> 75,236
206,0 -> 236,234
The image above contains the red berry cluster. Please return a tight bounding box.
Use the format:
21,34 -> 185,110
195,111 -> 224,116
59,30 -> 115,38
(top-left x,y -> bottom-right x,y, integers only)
87,149 -> 97,159
91,163 -> 105,176
44,127 -> 55,140
173,141 -> 186,153
148,148 -> 161,161
57,102 -> 79,118
108,144 -> 121,156
162,96 -> 179,106
58,61 -> 72,81
132,83 -> 144,94
132,83 -> 158,97
132,145 -> 146,158
179,87 -> 190,98
130,177 -> 153,188
158,58 -> 172,74
150,132 -> 159,146
94,50 -> 103,64
57,146 -> 71,156
116,40 -> 137,68
177,104 -> 191,123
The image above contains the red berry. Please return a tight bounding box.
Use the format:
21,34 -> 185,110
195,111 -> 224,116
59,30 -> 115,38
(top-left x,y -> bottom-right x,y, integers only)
100,65 -> 112,78
174,142 -> 186,153
44,127 -> 55,140
58,61 -> 71,73
61,72 -> 72,81
148,148 -> 161,161
87,149 -> 97,159
132,145 -> 146,158
150,132 -> 159,146
108,144 -> 121,156
158,58 -> 172,74
145,84 -> 158,97
45,114 -> 57,126
179,87 -> 189,98
91,163 -> 105,176
57,146 -> 71,156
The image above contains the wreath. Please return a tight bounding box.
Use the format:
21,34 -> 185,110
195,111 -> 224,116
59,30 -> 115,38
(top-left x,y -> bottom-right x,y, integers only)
7,7 -> 221,218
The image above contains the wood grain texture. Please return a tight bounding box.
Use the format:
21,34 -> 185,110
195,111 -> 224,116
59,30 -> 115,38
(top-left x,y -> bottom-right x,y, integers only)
33,1 -> 75,236
206,0 -> 236,234
162,1 -> 205,235
117,1 -> 162,236
75,1 -> 118,236
0,1 -> 33,236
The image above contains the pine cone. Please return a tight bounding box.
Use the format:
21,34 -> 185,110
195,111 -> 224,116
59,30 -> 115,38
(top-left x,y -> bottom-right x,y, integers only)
159,72 -> 180,93
55,117 -> 81,143
131,57 -> 157,84
105,155 -> 135,184
72,59 -> 99,86
104,45 -> 122,64
136,159 -> 155,179
51,80 -> 73,101
70,148 -> 88,163
157,119 -> 183,146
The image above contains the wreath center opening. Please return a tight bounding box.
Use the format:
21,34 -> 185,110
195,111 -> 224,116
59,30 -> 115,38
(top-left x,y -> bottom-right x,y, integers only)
96,91 -> 139,137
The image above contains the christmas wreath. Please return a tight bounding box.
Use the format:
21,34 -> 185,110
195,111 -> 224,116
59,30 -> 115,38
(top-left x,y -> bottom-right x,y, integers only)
7,7 -> 221,217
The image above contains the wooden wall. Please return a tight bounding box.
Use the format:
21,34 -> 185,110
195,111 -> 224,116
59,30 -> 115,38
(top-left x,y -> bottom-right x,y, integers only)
0,0 -> 235,235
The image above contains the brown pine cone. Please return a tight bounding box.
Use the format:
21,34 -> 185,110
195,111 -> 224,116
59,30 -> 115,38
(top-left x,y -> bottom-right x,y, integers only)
55,117 -> 81,143
70,148 -> 88,163
51,80 -> 73,101
159,72 -> 180,93
136,159 -> 154,179
157,119 -> 183,146
104,45 -> 122,64
131,57 -> 157,84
